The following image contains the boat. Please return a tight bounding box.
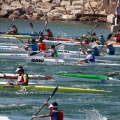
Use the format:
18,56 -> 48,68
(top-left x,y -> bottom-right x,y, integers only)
54,73 -> 120,84
0,85 -> 111,93
0,34 -> 36,39
0,73 -> 53,80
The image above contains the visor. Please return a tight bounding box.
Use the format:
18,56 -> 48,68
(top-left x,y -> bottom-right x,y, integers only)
16,68 -> 23,72
48,104 -> 58,108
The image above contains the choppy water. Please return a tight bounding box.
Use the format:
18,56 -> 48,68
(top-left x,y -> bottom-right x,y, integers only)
0,19 -> 120,120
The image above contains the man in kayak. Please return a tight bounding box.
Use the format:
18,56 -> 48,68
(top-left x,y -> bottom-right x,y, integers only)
6,25 -> 18,34
38,36 -> 46,51
44,45 -> 58,57
91,45 -> 100,56
99,35 -> 105,45
32,102 -> 64,120
45,29 -> 53,38
79,49 -> 95,63
7,66 -> 29,86
27,39 -> 38,51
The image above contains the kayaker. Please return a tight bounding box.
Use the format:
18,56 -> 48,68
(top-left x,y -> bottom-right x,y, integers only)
45,29 -> 53,38
37,36 -> 46,51
7,66 -> 29,86
99,35 -> 105,45
32,102 -> 64,120
102,43 -> 115,55
91,45 -> 100,56
79,49 -> 95,63
90,32 -> 101,45
6,25 -> 18,34
27,39 -> 38,51
82,34 -> 89,45
44,45 -> 58,57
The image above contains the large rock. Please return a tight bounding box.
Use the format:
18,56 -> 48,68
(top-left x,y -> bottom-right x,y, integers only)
21,1 -> 30,9
11,1 -> 22,8
42,0 -> 52,3
60,1 -> 71,7
0,10 -> 8,17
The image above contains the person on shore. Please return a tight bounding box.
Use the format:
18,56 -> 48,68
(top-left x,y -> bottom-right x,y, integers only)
91,45 -> 100,56
7,66 -> 29,86
79,49 -> 95,63
37,36 -> 46,51
45,29 -> 53,38
6,25 -> 18,34
27,39 -> 38,51
116,2 -> 120,25
32,102 -> 64,120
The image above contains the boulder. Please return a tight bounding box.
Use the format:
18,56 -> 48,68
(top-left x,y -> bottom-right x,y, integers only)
0,10 -> 8,17
11,1 -> 22,8
8,14 -> 19,19
42,0 -> 52,3
60,1 -> 71,7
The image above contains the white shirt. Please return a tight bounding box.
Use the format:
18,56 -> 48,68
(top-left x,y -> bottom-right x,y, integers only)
86,54 -> 93,61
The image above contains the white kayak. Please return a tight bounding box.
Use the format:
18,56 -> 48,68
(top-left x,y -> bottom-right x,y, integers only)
0,116 -> 10,120
0,73 -> 53,80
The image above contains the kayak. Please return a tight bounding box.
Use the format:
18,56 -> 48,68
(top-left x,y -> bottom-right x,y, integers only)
0,34 -> 35,39
0,73 -> 53,80
54,73 -> 120,84
0,85 -> 111,93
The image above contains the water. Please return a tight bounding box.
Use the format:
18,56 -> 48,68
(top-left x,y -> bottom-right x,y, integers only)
0,19 -> 120,120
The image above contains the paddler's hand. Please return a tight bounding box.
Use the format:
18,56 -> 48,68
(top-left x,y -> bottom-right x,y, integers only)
44,102 -> 49,106
32,115 -> 37,118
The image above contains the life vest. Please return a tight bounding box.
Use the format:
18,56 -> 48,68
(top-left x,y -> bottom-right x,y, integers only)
50,110 -> 64,120
54,49 -> 58,57
18,74 -> 29,85
86,54 -> 95,63
107,47 -> 115,55
38,42 -> 46,50
116,34 -> 120,42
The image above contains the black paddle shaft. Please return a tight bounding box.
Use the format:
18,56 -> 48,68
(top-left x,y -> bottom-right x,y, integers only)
31,86 -> 58,120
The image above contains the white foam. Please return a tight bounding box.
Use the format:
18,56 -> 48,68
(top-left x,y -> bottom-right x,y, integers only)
0,116 -> 10,120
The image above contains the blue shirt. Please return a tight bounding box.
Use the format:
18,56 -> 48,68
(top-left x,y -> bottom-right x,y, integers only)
30,43 -> 38,51
92,49 -> 100,56
107,47 -> 115,55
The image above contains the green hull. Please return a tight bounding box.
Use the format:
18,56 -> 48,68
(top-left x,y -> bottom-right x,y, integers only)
55,73 -> 109,80
0,85 -> 111,93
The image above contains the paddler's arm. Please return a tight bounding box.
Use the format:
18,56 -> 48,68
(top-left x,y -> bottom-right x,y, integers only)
32,114 -> 50,118
79,48 -> 87,55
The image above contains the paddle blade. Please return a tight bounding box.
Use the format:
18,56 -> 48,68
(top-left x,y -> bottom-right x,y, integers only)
30,22 -> 33,28
107,33 -> 112,40
45,20 -> 48,26
92,23 -> 98,31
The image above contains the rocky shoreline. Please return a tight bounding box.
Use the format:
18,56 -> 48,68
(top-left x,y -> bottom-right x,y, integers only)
0,0 -> 116,23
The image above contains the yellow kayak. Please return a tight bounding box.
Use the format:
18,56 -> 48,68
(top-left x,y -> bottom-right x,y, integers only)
0,85 -> 112,93
0,34 -> 35,39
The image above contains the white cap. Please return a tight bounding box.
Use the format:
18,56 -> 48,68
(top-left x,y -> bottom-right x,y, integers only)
48,104 -> 58,108
16,67 -> 23,72
92,45 -> 97,48
86,49 -> 92,52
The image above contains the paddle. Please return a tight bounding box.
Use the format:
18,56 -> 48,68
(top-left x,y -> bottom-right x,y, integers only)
99,33 -> 112,52
7,18 -> 15,31
0,72 -> 26,91
86,23 -> 98,37
31,86 -> 58,120
29,43 -> 61,56
30,20 -> 48,36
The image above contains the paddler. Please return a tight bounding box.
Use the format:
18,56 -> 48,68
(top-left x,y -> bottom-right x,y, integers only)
32,102 -> 64,120
7,66 -> 29,86
37,36 -> 46,51
44,45 -> 58,57
102,43 -> 115,55
79,49 -> 95,63
44,29 -> 53,38
6,25 -> 18,34
91,45 -> 100,56
27,39 -> 38,51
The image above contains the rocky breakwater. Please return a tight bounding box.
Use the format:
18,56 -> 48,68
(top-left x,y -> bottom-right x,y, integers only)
0,0 -> 108,22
